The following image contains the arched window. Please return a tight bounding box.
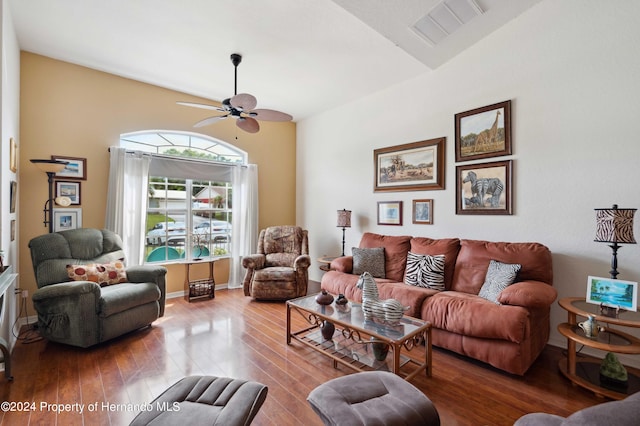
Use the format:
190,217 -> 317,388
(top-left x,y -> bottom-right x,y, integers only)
118,131 -> 248,263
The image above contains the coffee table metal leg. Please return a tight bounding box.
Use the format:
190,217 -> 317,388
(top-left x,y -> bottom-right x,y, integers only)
286,303 -> 291,345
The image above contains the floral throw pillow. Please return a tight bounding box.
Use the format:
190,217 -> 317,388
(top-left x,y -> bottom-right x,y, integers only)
404,252 -> 445,290
478,260 -> 521,304
66,260 -> 128,287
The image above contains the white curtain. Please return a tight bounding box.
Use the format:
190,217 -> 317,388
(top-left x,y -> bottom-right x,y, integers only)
105,147 -> 151,265
228,164 -> 259,288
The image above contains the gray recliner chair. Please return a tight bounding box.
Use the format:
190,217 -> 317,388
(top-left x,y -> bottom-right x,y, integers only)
29,228 -> 167,348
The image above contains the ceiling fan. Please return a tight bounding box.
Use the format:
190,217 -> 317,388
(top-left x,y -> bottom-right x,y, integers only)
177,53 -> 293,134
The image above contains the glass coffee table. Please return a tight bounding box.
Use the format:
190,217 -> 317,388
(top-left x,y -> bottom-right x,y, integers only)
286,293 -> 431,381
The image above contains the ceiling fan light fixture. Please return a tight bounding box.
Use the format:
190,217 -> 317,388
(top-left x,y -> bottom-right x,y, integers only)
177,53 -> 292,133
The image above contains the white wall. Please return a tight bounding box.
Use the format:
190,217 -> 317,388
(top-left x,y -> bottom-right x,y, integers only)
297,0 -> 640,365
1,0 -> 21,354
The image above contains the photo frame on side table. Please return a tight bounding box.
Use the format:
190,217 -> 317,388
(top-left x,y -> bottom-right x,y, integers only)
455,100 -> 511,162
374,137 -> 445,192
51,155 -> 87,180
412,199 -> 433,224
586,276 -> 638,313
56,181 -> 81,205
456,160 -> 512,215
53,208 -> 82,232
377,201 -> 403,225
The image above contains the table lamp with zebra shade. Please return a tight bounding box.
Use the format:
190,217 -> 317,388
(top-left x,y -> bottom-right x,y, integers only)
594,204 -> 637,280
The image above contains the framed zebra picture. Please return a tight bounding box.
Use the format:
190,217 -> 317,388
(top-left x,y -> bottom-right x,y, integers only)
456,160 -> 512,215
412,199 -> 433,224
455,100 -> 512,162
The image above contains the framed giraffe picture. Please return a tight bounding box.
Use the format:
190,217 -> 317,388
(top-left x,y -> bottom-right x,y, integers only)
455,100 -> 512,162
456,160 -> 513,215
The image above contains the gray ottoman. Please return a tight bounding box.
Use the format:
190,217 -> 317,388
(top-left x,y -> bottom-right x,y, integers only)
130,375 -> 268,426
307,371 -> 440,426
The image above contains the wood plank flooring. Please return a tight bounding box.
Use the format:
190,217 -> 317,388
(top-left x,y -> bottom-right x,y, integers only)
0,284 -> 607,425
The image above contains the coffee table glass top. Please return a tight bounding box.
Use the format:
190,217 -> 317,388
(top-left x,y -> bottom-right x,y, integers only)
288,293 -> 428,342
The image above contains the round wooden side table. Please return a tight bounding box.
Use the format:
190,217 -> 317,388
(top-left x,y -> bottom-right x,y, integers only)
317,255 -> 338,272
558,297 -> 640,399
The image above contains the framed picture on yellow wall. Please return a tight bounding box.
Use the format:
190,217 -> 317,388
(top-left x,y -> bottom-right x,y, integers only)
9,138 -> 17,173
51,155 -> 87,180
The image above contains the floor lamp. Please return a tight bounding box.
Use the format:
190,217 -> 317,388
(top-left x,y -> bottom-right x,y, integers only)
594,204 -> 637,279
30,159 -> 69,233
337,209 -> 351,256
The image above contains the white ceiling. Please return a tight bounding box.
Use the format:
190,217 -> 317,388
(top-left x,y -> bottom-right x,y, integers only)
9,0 -> 541,121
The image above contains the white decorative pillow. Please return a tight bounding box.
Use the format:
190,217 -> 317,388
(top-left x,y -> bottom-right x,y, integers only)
478,260 -> 522,304
352,247 -> 385,278
404,252 -> 445,291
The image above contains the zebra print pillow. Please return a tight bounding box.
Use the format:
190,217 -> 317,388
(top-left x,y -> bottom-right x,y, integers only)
404,252 -> 445,290
478,260 -> 522,304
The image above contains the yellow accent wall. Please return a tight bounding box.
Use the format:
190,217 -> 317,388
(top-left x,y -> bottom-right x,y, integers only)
19,52 -> 296,298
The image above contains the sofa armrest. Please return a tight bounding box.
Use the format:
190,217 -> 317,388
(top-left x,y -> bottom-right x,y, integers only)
242,254 -> 266,270
330,256 -> 353,273
498,281 -> 557,308
126,265 -> 168,317
32,281 -> 101,303
294,254 -> 311,271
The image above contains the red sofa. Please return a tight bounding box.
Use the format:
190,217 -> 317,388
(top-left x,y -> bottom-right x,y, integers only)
320,232 -> 556,375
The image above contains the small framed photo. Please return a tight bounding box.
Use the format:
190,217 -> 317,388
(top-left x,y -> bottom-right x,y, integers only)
9,137 -> 17,173
586,276 -> 638,312
377,201 -> 403,225
10,220 -> 15,241
9,181 -> 16,213
455,100 -> 512,162
412,199 -> 433,224
56,181 -> 81,205
456,160 -> 512,215
53,208 -> 82,232
51,155 -> 87,180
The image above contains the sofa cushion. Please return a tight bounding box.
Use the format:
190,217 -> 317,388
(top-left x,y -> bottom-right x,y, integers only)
99,282 -> 161,317
478,260 -> 521,304
422,292 -> 529,343
452,239 -> 553,295
409,238 -> 460,290
352,247 -> 386,278
67,260 -> 128,287
404,252 -> 445,290
359,233 -> 411,282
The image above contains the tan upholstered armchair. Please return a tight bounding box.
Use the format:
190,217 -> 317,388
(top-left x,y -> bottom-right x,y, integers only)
242,226 -> 310,300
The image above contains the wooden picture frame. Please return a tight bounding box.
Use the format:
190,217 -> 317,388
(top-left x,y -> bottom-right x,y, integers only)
56,180 -> 81,205
51,155 -> 87,180
456,160 -> 513,215
455,100 -> 511,162
53,208 -> 82,232
412,199 -> 433,224
9,181 -> 17,213
9,138 -> 17,173
10,220 -> 15,241
377,201 -> 403,225
374,137 -> 445,192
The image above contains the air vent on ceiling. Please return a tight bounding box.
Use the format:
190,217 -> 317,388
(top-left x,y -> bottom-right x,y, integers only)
412,0 -> 484,46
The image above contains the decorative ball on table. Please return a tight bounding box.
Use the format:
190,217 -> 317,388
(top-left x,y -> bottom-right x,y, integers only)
315,290 -> 334,305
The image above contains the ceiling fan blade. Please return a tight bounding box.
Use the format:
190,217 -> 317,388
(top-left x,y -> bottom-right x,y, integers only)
230,93 -> 257,111
193,115 -> 228,128
251,109 -> 293,122
237,117 -> 260,133
177,101 -> 225,112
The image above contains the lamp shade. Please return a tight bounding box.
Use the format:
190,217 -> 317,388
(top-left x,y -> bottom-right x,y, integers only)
595,204 -> 637,244
30,159 -> 68,174
337,209 -> 351,228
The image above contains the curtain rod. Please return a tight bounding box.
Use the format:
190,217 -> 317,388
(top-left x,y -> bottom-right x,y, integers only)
108,147 -> 247,169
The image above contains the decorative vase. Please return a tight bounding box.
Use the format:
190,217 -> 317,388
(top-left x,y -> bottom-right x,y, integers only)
315,290 -> 334,305
321,320 -> 335,340
335,293 -> 348,306
370,337 -> 389,361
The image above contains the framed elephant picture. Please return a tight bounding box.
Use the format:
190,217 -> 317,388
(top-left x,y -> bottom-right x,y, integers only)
455,100 -> 511,162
